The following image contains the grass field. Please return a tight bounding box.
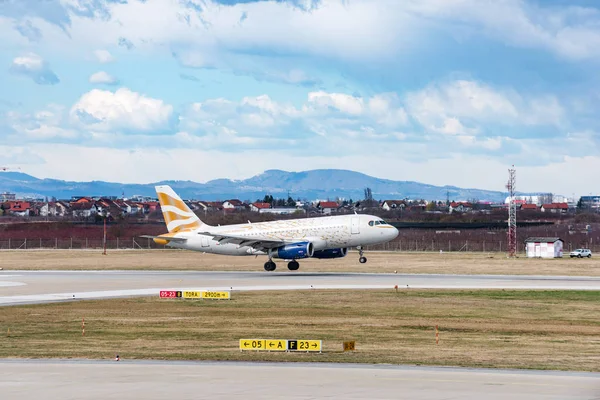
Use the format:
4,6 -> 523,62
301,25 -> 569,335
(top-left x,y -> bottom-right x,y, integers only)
0,249 -> 599,276
1,289 -> 599,372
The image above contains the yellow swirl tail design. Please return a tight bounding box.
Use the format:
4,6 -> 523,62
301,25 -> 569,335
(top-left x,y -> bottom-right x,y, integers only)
155,185 -> 204,233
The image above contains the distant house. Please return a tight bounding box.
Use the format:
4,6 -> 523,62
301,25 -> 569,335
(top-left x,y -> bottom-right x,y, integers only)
95,199 -> 121,217
541,203 -> 568,213
40,202 -> 69,217
71,197 -> 94,205
381,200 -> 406,211
449,202 -> 473,213
1,192 -> 16,201
250,202 -> 271,212
259,208 -> 303,215
4,201 -> 31,217
579,195 -> 600,211
520,203 -> 538,211
143,201 -> 160,214
71,202 -> 99,218
317,201 -> 339,215
223,199 -> 245,210
524,237 -> 563,258
205,202 -> 223,212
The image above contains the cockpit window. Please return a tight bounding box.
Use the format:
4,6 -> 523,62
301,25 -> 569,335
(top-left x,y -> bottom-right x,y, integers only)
379,220 -> 388,225
368,221 -> 374,226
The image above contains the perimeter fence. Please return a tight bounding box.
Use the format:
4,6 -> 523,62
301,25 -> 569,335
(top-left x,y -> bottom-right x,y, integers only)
0,237 -> 162,250
1,237 -> 599,254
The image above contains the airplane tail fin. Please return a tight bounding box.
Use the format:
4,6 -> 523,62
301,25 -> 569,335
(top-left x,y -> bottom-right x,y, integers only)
155,185 -> 205,233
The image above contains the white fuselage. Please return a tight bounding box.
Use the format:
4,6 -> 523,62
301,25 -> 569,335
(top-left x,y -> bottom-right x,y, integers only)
167,214 -> 398,256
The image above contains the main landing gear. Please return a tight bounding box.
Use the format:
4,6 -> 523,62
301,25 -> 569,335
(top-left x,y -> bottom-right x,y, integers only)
263,260 -> 301,271
264,260 -> 276,271
358,246 -> 367,264
287,260 -> 300,271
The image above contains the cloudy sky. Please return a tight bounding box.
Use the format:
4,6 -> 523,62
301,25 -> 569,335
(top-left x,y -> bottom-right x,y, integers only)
1,0 -> 599,196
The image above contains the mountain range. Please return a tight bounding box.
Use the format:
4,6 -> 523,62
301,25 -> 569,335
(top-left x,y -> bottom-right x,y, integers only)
0,169 -> 519,202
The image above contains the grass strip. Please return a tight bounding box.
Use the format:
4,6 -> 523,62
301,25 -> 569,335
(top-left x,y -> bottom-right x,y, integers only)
1,289 -> 599,372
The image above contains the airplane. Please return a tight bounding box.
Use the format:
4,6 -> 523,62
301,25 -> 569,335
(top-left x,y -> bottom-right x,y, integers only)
142,185 -> 399,271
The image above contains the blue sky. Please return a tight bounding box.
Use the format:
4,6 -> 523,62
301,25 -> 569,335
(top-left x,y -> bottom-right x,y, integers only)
1,0 -> 600,197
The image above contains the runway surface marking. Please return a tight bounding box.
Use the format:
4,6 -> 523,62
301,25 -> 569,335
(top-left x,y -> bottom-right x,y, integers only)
1,270 -> 600,305
0,360 -> 598,400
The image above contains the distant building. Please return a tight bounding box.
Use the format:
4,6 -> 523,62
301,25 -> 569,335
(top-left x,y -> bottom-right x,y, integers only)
520,203 -> 538,211
258,208 -> 304,215
449,202 -> 473,213
540,203 -> 568,213
250,202 -> 271,212
71,202 -> 98,218
317,201 -> 339,215
40,202 -> 69,217
524,237 -> 563,258
579,196 -> 600,211
1,192 -> 16,201
381,200 -> 406,211
223,199 -> 245,210
3,201 -> 31,217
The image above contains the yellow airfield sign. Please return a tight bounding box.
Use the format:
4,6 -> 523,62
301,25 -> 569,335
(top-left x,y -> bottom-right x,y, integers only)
201,291 -> 230,299
288,340 -> 322,352
239,339 -> 266,350
239,338 -> 322,352
265,339 -> 287,351
182,290 -> 231,299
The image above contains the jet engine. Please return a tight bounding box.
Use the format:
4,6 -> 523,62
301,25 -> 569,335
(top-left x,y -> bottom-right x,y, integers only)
311,247 -> 349,259
269,242 -> 314,260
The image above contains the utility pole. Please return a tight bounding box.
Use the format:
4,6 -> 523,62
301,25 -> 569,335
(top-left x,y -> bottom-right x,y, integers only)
103,213 -> 107,255
506,165 -> 517,258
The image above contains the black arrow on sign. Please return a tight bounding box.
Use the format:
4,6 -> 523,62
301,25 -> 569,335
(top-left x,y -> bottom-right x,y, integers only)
312,343 -> 317,348
243,342 -> 249,347
269,342 -> 275,348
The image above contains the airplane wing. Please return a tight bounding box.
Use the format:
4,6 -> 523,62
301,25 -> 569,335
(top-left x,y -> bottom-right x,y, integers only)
139,235 -> 188,243
196,231 -> 285,250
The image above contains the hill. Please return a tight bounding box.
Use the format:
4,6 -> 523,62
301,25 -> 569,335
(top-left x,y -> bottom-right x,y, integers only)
0,169 -> 515,202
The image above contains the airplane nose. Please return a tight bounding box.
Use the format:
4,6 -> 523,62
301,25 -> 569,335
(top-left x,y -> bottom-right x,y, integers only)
391,226 -> 399,239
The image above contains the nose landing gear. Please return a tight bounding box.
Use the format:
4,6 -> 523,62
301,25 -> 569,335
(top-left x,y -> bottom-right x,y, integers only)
357,246 -> 367,264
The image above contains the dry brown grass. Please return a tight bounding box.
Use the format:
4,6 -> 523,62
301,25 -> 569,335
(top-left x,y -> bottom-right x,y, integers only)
0,249 -> 599,276
1,290 -> 599,372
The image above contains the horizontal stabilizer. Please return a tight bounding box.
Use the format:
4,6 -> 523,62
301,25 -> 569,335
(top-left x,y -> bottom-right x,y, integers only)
139,235 -> 188,243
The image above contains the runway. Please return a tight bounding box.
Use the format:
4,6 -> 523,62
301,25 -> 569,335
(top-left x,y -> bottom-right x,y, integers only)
1,270 -> 600,306
1,359 -> 599,400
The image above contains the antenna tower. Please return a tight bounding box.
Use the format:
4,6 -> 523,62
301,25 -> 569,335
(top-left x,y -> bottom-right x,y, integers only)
506,165 -> 517,257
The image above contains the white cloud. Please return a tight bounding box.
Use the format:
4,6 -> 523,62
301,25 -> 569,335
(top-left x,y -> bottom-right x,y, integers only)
12,53 -> 42,70
307,91 -> 365,115
93,49 -> 115,63
179,91 -> 410,147
89,71 -> 118,85
435,118 -> 478,136
70,88 -> 173,132
9,52 -> 59,85
404,0 -> 600,61
405,80 -> 565,134
6,105 -> 78,140
3,0 -> 600,68
456,135 -> 502,150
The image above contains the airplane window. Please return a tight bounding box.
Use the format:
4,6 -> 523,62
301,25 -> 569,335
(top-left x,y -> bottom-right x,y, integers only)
368,221 -> 374,226
380,220 -> 387,225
